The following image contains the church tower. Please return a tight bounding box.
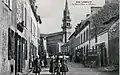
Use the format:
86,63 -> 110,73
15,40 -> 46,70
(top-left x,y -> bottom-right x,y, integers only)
61,0 -> 72,43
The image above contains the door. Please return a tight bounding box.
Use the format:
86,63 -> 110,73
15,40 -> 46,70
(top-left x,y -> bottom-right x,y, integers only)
15,33 -> 24,75
97,43 -> 107,66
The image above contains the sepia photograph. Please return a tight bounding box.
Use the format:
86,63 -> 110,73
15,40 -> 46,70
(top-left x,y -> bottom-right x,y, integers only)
0,0 -> 119,75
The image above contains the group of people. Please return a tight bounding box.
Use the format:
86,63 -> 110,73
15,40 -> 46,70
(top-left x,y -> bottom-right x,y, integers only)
49,55 -> 69,75
32,55 -> 69,75
32,56 -> 48,75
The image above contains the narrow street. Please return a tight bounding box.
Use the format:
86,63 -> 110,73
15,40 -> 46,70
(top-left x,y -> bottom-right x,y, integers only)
0,0 -> 119,75
28,61 -> 119,75
66,62 -> 119,75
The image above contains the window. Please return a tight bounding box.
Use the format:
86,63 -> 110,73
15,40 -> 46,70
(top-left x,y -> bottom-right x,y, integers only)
80,36 -> 81,44
86,45 -> 88,56
25,8 -> 27,27
92,46 -> 94,52
81,34 -> 82,43
86,29 -> 88,40
67,23 -> 70,26
34,24 -> 35,36
84,46 -> 85,54
67,16 -> 69,19
84,31 -> 85,42
24,41 -> 27,60
31,18 -> 32,33
8,28 -> 14,60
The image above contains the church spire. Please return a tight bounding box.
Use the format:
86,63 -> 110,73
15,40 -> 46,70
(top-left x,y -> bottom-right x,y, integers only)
61,0 -> 72,43
65,0 -> 68,10
63,0 -> 70,19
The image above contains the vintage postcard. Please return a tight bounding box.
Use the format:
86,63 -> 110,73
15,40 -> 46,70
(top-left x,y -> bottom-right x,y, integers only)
0,0 -> 119,75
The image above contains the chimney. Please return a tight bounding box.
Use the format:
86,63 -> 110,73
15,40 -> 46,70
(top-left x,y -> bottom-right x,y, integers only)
105,0 -> 119,4
91,7 -> 101,14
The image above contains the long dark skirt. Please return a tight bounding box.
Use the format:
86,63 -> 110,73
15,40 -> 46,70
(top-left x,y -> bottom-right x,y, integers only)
33,67 -> 41,73
60,64 -> 68,72
49,65 -> 54,73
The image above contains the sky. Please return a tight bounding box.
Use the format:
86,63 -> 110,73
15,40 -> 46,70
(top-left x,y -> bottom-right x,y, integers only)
36,0 -> 105,34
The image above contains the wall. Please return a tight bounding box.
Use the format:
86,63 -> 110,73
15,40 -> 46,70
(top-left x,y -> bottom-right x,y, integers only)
0,1 -> 11,75
90,32 -> 109,63
46,32 -> 63,55
24,0 -> 40,71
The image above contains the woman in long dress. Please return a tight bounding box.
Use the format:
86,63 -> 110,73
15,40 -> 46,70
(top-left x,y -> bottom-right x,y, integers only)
33,57 -> 41,75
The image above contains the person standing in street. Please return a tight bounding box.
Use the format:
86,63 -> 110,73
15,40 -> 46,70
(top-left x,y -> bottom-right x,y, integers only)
70,54 -> 72,62
49,58 -> 54,74
43,56 -> 48,67
60,56 -> 69,75
33,56 -> 41,75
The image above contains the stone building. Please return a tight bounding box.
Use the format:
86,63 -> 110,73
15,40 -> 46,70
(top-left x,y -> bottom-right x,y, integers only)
0,0 -> 42,75
68,2 -> 119,67
46,32 -> 64,56
0,0 -> 12,75
69,19 -> 90,64
89,3 -> 119,66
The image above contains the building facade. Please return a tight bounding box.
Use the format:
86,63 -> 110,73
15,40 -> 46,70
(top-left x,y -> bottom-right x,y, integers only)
89,3 -> 119,66
68,2 -> 119,67
0,0 -> 12,75
46,32 -> 64,56
0,0 -> 42,75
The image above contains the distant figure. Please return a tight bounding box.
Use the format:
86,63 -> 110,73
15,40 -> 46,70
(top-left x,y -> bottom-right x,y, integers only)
60,57 -> 69,75
33,56 -> 41,75
70,55 -> 72,62
43,56 -> 48,67
49,58 -> 54,74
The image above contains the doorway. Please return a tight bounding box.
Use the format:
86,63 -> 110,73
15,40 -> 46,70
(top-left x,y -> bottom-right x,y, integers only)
97,43 -> 107,66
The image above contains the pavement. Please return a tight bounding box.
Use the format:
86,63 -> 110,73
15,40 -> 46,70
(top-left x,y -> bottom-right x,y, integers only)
28,67 -> 51,75
96,66 -> 118,72
27,62 -> 119,75
40,67 -> 51,75
66,62 -> 98,75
